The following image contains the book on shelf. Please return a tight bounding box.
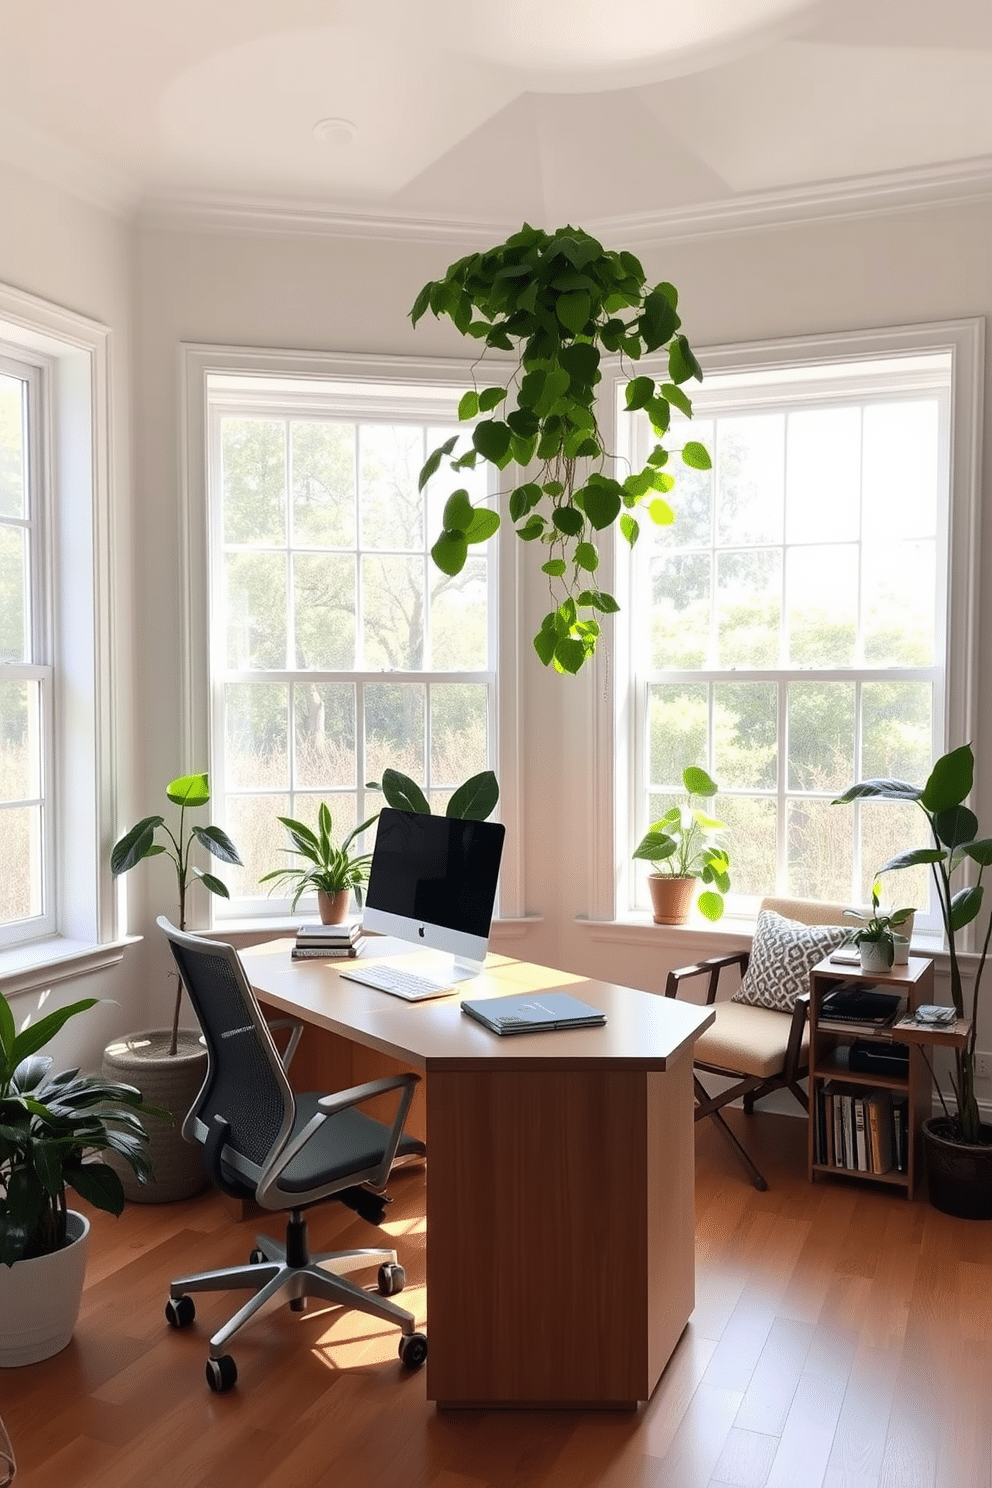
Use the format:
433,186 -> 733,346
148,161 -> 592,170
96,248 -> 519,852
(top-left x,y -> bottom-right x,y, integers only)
291,934 -> 367,961
832,1083 -> 846,1168
853,1096 -> 869,1170
866,1089 -> 894,1175
892,1095 -> 909,1173
819,982 -> 903,1027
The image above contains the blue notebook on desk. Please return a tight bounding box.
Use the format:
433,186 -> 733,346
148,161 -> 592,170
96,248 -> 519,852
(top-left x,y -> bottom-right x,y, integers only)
461,991 -> 606,1036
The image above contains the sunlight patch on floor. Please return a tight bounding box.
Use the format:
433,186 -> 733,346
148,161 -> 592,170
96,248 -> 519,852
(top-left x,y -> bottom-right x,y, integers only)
308,1284 -> 427,1371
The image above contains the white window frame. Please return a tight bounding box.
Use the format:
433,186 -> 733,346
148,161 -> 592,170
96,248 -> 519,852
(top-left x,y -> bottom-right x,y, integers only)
180,344 -> 525,925
588,319 -> 984,934
0,281 -> 126,990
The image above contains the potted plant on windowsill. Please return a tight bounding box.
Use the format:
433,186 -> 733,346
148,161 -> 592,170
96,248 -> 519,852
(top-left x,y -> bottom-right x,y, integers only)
632,765 -> 731,925
367,768 -> 500,822
843,883 -> 915,972
260,802 -> 378,923
834,743 -> 992,1218
0,989 -> 159,1365
105,772 -> 242,1202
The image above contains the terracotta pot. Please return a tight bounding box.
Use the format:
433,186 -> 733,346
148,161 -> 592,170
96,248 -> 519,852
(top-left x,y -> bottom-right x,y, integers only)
922,1117 -> 992,1220
0,1209 -> 90,1366
102,1029 -> 209,1203
317,888 -> 351,924
647,875 -> 696,926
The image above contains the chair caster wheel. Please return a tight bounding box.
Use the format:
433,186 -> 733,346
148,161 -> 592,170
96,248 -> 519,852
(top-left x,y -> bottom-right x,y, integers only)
249,1248 -> 266,1265
378,1262 -> 406,1296
206,1354 -> 238,1392
165,1294 -> 195,1329
398,1332 -> 428,1369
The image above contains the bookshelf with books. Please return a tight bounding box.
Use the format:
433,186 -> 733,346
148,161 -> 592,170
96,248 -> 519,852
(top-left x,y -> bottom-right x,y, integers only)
808,954 -> 933,1197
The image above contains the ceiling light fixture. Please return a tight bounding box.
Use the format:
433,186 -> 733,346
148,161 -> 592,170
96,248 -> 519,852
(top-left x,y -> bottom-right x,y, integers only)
312,117 -> 358,147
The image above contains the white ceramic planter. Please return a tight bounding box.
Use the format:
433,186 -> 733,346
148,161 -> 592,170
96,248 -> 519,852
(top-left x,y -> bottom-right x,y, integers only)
0,1209 -> 90,1367
859,942 -> 892,974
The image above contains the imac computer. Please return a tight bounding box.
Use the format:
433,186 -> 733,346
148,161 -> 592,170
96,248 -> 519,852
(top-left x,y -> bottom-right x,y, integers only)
341,807 -> 506,1000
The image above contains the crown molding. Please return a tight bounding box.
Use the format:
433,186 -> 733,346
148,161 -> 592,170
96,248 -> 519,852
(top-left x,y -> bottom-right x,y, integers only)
0,108 -> 138,218
137,152 -> 992,245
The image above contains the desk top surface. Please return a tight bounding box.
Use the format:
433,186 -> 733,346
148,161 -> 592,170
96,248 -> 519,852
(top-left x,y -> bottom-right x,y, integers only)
242,938 -> 713,1072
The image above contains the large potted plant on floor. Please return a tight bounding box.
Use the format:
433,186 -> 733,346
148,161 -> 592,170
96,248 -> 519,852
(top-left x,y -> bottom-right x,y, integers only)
411,223 -> 708,674
0,990 -> 157,1365
106,772 -> 241,1202
632,765 -> 732,924
834,744 -> 992,1218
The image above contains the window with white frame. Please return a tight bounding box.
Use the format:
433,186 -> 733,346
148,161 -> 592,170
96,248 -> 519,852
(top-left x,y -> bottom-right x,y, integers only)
612,323 -> 982,934
0,282 -> 118,976
197,365 -> 515,922
0,349 -> 53,943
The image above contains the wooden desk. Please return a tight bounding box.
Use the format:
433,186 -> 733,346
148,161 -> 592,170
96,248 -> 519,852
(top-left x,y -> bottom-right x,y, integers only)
241,939 -> 714,1410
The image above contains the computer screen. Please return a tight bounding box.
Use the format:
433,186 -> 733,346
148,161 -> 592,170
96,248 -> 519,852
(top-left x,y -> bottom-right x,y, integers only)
361,807 -> 506,975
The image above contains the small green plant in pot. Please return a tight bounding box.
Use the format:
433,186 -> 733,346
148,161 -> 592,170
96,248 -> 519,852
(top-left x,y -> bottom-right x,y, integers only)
260,803 -> 378,922
843,882 -> 915,971
632,766 -> 731,924
834,744 -> 992,1218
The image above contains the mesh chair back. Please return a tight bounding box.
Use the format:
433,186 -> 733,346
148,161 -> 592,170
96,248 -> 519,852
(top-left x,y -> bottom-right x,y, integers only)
157,919 -> 295,1183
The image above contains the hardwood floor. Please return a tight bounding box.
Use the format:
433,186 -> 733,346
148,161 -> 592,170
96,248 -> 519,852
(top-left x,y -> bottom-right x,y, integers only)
4,1111 -> 991,1488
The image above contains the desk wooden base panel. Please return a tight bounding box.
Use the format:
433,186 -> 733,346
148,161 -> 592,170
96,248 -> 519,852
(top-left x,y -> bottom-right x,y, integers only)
425,1053 -> 695,1409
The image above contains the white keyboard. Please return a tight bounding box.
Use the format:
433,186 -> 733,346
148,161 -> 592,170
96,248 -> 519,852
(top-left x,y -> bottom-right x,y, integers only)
338,964 -> 455,1002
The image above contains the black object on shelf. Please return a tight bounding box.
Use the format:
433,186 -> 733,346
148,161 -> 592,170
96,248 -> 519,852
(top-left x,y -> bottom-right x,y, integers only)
848,1039 -> 910,1076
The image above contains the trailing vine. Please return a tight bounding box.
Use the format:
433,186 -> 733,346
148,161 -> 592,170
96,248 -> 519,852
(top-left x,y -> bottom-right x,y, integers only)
411,222 -> 710,674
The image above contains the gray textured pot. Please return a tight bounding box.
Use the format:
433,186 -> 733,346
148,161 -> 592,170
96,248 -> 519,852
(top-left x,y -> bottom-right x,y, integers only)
102,1029 -> 209,1203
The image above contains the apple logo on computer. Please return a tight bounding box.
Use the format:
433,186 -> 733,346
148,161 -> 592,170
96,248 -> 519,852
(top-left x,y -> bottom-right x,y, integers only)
418,926 -> 425,938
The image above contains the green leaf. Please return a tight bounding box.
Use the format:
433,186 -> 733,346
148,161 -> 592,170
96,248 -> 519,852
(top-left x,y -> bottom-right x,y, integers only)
552,506 -> 584,537
446,771 -> 500,821
533,626 -> 557,666
65,1159 -> 127,1216
465,508 -> 500,544
508,482 -> 542,521
542,558 -> 567,576
516,515 -> 546,542
574,542 -> 599,572
166,773 -> 210,808
478,385 -> 507,412
458,389 -> 479,421
472,420 -> 513,464
668,334 -> 703,385
964,838 -> 992,867
921,745 -> 974,814
510,433 -> 539,467
558,341 -> 601,384
648,498 -> 675,526
381,770 -> 430,814
553,636 -> 586,674
646,396 -> 671,435
556,291 -> 591,335
625,376 -> 655,411
110,816 -> 164,875
681,440 -> 712,471
934,805 -> 978,850
696,891 -> 724,922
442,489 -> 474,532
620,513 -> 639,546
410,281 -> 433,326
577,590 -> 620,614
191,825 -> 242,865
418,434 -> 459,492
683,766 -> 718,797
661,382 -> 693,418
639,289 -> 680,352
535,368 -> 570,417
950,883 -> 983,932
194,870 -> 230,898
832,778 -> 922,805
431,530 -> 468,575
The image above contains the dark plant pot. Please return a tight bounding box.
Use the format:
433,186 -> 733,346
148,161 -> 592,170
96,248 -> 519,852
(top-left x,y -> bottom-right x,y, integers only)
922,1116 -> 992,1220
647,875 -> 695,926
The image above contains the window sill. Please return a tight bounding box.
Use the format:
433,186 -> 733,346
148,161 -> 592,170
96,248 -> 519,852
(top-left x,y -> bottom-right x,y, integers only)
576,914 -> 949,962
0,936 -> 139,999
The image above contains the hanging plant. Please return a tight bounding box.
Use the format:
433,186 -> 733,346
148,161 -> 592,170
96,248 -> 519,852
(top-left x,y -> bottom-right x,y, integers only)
411,222 -> 710,674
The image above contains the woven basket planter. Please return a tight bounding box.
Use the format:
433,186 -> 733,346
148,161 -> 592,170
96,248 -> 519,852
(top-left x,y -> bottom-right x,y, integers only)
102,1029 -> 209,1203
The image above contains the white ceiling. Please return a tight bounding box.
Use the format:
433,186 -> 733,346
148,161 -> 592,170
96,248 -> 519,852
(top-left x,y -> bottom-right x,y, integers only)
4,0 -> 992,237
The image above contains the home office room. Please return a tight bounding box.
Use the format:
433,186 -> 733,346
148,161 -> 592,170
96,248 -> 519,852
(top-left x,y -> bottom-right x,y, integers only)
3,3 -> 992,1486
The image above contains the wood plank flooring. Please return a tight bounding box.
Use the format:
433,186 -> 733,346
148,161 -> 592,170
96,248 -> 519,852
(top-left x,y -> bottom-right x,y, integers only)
3,1110 -> 991,1488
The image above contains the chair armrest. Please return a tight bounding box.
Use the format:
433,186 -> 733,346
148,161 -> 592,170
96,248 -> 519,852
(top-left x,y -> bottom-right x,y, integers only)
265,1017 -> 304,1072
316,1073 -> 420,1118
783,992 -> 810,1079
665,951 -> 749,1005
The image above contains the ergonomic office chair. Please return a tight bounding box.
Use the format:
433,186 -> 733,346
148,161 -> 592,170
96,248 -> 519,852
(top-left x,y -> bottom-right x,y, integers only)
157,918 -> 428,1392
665,897 -> 859,1190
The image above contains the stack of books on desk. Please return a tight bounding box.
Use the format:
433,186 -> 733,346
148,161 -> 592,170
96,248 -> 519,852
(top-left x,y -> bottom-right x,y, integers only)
291,921 -> 366,960
819,982 -> 903,1029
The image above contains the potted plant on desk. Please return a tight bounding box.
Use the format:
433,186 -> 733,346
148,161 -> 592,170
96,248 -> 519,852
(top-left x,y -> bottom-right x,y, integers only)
834,744 -> 992,1218
0,990 -> 158,1364
632,765 -> 731,924
106,772 -> 242,1202
260,802 -> 378,923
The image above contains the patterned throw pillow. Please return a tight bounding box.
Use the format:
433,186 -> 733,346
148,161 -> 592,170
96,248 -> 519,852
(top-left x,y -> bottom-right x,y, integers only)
732,909 -> 849,1013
